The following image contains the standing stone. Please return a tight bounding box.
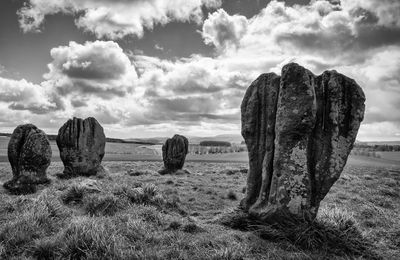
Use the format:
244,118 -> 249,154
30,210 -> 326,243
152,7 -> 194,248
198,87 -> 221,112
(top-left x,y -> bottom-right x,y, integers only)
56,117 -> 106,177
240,73 -> 280,211
241,63 -> 365,222
3,124 -> 51,194
159,134 -> 189,175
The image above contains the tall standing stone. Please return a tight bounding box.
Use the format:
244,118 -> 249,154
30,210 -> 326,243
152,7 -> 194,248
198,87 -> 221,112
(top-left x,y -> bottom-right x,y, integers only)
240,73 -> 280,210
56,117 -> 106,177
241,63 -> 365,222
159,134 -> 189,175
3,124 -> 52,194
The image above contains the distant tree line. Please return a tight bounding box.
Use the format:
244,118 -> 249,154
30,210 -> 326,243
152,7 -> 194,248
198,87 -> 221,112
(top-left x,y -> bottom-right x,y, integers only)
189,143 -> 247,155
354,143 -> 400,152
199,141 -> 231,147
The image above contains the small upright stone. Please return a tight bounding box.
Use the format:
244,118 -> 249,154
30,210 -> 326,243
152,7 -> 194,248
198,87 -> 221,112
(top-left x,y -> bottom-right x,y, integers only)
4,124 -> 51,194
56,117 -> 106,177
159,134 -> 189,175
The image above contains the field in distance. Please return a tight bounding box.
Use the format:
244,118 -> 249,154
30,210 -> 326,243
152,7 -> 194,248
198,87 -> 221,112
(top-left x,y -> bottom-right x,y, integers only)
1,136 -> 400,166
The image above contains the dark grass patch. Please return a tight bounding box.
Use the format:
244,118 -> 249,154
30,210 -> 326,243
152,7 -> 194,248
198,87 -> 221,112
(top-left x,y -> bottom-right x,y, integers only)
218,208 -> 380,259
183,223 -> 205,234
56,217 -> 128,259
227,190 -> 238,200
60,185 -> 85,204
83,193 -> 128,216
0,191 -> 70,258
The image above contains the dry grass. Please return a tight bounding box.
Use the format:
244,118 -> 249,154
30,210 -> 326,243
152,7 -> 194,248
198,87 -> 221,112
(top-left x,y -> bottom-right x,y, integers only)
0,159 -> 399,259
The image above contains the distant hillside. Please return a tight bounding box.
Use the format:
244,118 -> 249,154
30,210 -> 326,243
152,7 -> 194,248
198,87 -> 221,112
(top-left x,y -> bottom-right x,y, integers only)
129,134 -> 244,145
0,133 -> 156,145
365,141 -> 400,146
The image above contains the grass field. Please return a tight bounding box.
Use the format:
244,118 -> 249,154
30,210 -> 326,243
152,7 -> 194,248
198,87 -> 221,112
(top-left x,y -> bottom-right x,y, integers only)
0,151 -> 399,259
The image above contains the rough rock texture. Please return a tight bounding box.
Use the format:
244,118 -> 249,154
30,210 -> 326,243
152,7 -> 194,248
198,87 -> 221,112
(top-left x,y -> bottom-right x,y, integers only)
56,117 -> 106,177
241,63 -> 365,221
159,134 -> 189,175
3,124 -> 52,194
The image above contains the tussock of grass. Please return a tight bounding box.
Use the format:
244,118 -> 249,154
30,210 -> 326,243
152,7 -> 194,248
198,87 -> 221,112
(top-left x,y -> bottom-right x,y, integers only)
183,223 -> 205,233
0,191 -> 70,258
58,217 -> 128,259
60,185 -> 85,204
219,207 -> 380,259
83,193 -> 128,216
113,183 -> 187,216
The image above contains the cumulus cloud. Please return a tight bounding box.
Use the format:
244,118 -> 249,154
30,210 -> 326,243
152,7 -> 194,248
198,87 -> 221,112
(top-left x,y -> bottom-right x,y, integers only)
197,0 -> 400,140
199,0 -> 400,65
4,0 -> 400,140
18,0 -> 221,39
202,9 -> 248,50
129,54 -> 248,126
0,77 -> 60,114
44,40 -> 137,98
341,0 -> 400,27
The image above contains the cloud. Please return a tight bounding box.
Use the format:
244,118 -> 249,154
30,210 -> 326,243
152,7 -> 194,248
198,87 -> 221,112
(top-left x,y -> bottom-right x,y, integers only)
18,0 -> 222,39
0,77 -> 60,114
44,40 -> 137,98
4,1 -> 400,140
202,9 -> 248,50
341,0 -> 400,27
334,46 -> 400,125
222,0 -> 400,64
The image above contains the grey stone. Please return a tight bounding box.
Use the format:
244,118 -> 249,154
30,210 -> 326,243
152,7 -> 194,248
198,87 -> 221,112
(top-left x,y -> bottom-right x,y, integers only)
3,124 -> 51,194
159,134 -> 189,175
56,117 -> 106,177
241,63 -> 365,221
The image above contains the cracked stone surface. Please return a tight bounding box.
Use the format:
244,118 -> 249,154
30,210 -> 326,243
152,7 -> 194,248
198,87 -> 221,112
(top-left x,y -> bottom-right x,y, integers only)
56,117 -> 106,177
240,63 -> 365,221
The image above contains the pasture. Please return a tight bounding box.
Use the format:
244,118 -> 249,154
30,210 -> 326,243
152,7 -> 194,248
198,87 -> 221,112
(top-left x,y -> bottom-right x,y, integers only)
0,134 -> 400,259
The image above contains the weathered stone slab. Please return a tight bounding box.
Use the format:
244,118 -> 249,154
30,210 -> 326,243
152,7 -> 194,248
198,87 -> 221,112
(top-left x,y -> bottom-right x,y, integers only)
56,117 -> 106,177
240,73 -> 280,211
159,134 -> 189,175
241,63 -> 365,221
4,124 -> 51,194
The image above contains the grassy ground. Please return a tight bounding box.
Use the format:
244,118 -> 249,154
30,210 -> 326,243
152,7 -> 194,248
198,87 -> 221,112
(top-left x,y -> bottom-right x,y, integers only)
0,159 -> 399,259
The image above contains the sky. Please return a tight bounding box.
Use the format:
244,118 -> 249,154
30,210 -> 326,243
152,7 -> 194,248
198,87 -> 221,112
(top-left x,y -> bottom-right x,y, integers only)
0,0 -> 399,141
